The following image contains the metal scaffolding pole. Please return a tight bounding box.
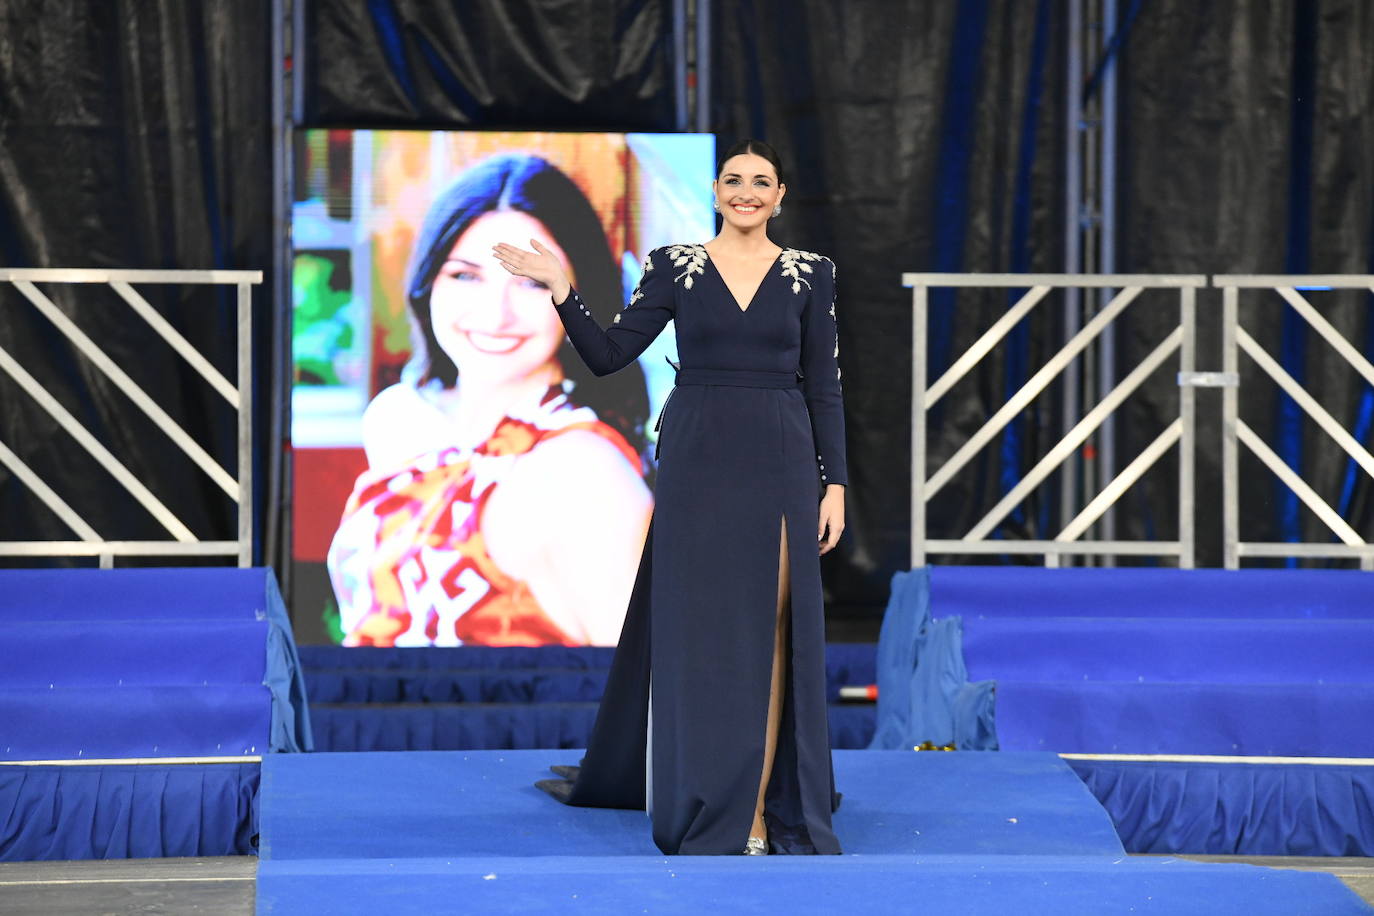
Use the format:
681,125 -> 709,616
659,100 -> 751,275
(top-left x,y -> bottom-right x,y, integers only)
1062,0 -> 1084,556
1096,0 -> 1120,549
673,0 -> 689,131
1064,0 -> 1120,564
695,0 -> 711,133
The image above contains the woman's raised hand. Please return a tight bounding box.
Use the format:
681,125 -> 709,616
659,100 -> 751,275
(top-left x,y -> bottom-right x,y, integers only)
493,239 -> 571,304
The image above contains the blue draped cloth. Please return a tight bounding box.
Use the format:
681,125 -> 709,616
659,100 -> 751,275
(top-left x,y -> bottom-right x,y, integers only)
0,763 -> 258,860
1069,758 -> 1374,856
868,568 -> 996,750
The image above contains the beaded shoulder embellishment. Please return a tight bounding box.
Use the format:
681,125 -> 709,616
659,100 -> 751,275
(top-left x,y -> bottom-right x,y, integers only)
665,243 -> 708,289
780,248 -> 828,295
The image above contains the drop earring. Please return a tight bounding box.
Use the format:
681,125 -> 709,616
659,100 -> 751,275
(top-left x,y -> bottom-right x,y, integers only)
713,200 -> 721,212
772,205 -> 782,218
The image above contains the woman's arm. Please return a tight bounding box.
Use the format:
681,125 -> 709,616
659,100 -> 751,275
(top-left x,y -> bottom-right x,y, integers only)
481,429 -> 652,645
801,257 -> 847,554
495,242 -> 674,377
801,257 -> 848,489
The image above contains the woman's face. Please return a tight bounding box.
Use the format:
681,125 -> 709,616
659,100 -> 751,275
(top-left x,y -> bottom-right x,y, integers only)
428,210 -> 569,385
713,152 -> 786,231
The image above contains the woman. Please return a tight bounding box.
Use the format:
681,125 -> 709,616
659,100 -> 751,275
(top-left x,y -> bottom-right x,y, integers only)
495,139 -> 847,855
327,154 -> 655,648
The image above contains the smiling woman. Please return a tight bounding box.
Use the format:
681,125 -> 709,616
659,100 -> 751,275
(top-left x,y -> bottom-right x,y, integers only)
324,154 -> 654,648
495,139 -> 849,858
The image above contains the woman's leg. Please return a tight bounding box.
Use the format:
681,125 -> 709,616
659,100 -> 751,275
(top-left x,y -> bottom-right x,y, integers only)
751,515 -> 791,842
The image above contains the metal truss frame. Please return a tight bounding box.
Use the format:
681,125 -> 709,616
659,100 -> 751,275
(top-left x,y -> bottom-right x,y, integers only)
0,268 -> 262,567
906,272 -> 1206,569
1215,275 -> 1374,570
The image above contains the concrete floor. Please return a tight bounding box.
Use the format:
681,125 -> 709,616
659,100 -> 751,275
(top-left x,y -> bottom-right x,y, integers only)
0,858 -> 255,916
0,854 -> 1369,914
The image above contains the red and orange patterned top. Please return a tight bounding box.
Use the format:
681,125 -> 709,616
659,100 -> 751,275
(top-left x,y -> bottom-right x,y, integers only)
326,382 -> 641,647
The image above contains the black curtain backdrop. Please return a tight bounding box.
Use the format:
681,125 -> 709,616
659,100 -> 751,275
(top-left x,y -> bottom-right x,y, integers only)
1117,0 -> 1374,567
713,0 -> 1070,613
0,0 -> 273,560
305,0 -> 677,129
5,0 -> 1373,615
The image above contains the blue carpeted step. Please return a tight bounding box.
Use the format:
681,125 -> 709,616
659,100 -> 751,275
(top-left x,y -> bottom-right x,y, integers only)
958,616 -> 1374,684
0,685 -> 271,759
931,566 -> 1374,619
0,567 -> 309,771
0,568 -> 280,621
0,619 -> 268,688
307,702 -> 876,752
994,680 -> 1374,756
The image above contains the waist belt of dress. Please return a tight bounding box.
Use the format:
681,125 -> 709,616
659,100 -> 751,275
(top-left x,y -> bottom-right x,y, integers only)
653,364 -> 803,460
673,367 -> 802,389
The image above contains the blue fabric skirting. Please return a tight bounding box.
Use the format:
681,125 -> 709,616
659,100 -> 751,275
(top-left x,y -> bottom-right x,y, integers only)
0,763 -> 259,861
298,645 -> 619,671
301,644 -> 878,704
306,669 -> 611,704
300,645 -> 875,689
1068,758 -> 1374,857
308,703 -> 876,752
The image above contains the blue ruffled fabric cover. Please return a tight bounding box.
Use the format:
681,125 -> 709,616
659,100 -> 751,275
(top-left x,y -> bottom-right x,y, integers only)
867,568 -> 996,750
306,703 -> 875,753
0,763 -> 258,860
1069,758 -> 1374,856
300,644 -> 877,704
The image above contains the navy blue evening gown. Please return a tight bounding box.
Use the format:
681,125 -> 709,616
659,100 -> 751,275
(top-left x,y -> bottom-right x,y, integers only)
536,243 -> 847,856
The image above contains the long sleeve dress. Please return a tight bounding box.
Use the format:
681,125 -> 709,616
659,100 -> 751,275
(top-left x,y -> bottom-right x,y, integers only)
536,242 -> 848,856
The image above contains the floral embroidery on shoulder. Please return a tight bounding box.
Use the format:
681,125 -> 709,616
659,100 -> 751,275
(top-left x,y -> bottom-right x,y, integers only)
780,248 -> 828,295
665,243 -> 707,289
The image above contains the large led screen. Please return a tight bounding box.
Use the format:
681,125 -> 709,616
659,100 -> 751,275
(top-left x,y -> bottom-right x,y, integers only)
291,130 -> 715,646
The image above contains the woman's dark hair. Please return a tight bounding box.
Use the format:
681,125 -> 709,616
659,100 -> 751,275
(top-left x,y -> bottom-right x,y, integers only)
402,153 -> 650,463
716,139 -> 787,186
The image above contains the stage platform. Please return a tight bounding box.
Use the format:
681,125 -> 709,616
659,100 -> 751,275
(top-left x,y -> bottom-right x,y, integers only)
255,750 -> 1370,914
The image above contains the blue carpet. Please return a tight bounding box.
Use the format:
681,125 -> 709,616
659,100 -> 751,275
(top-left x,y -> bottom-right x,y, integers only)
257,854 -> 1369,915
255,750 -> 1370,914
260,750 -> 1123,860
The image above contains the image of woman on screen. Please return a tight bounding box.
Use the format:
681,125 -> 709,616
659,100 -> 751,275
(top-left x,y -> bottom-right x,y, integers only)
326,153 -> 654,647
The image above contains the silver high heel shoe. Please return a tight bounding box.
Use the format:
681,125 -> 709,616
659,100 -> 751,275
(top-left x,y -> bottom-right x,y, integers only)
743,836 -> 768,855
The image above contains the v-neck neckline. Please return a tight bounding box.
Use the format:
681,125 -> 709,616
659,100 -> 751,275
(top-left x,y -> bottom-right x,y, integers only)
701,246 -> 786,314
